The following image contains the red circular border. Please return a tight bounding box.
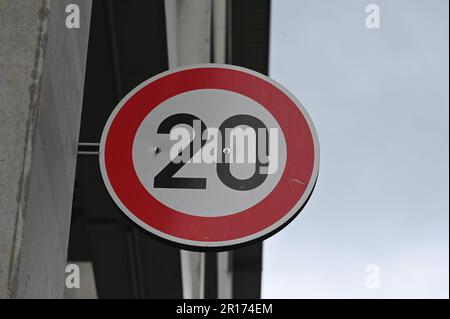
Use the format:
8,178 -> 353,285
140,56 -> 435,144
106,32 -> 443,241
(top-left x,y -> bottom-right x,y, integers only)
104,67 -> 315,242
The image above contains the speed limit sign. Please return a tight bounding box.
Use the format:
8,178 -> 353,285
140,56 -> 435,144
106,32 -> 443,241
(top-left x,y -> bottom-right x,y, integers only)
99,64 -> 319,250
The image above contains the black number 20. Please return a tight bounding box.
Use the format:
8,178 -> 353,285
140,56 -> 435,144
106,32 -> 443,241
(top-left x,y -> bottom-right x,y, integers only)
154,113 -> 269,191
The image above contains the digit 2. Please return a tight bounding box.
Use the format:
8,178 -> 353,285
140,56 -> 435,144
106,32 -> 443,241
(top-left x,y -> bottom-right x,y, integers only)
154,113 -> 207,189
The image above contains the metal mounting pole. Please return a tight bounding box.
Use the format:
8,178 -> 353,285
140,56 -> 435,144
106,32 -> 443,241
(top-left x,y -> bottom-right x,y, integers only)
164,0 -> 213,299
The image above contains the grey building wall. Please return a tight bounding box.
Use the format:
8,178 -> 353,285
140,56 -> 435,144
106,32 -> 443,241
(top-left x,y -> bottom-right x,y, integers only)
0,0 -> 91,298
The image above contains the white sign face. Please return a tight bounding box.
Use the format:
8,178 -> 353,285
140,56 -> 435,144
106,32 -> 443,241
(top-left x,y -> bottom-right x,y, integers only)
132,89 -> 287,217
100,64 -> 319,250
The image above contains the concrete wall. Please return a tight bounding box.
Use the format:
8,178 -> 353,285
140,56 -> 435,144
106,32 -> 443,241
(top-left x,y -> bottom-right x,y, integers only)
0,0 -> 91,298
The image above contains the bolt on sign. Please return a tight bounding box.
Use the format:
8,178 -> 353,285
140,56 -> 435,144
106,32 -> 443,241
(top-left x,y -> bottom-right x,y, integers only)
100,64 -> 319,250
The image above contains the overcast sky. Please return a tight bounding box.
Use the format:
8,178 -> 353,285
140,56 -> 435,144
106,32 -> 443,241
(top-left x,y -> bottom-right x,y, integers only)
262,0 -> 449,298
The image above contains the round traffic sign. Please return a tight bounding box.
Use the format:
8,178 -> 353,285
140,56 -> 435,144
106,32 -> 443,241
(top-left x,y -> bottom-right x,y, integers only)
99,64 -> 319,250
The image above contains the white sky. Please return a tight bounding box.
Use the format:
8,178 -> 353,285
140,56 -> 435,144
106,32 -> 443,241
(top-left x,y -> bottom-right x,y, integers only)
262,0 -> 449,298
